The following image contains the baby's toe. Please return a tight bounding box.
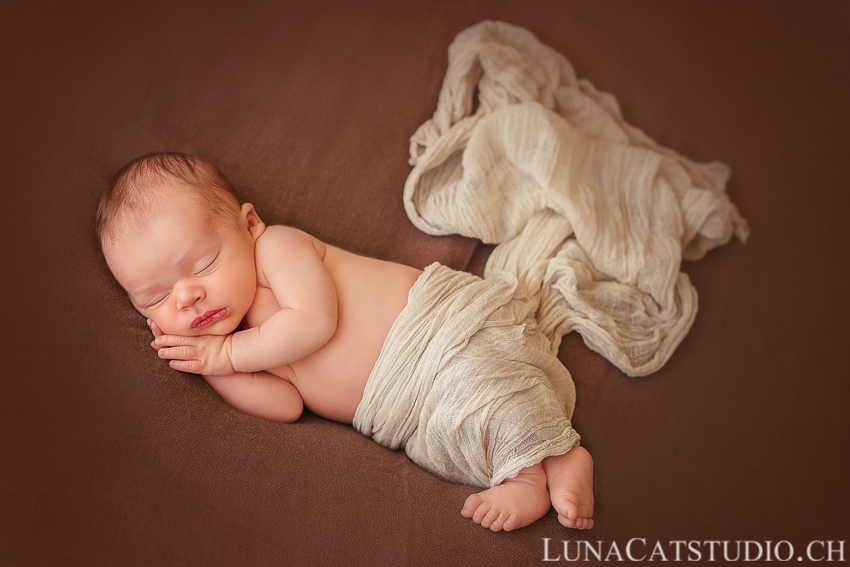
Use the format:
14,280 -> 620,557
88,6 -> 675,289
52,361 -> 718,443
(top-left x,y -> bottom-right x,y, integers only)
488,514 -> 505,532
461,493 -> 484,519
558,513 -> 594,530
480,505 -> 502,529
471,500 -> 493,524
501,513 -> 520,532
489,511 -> 518,532
556,501 -> 579,525
557,513 -> 576,528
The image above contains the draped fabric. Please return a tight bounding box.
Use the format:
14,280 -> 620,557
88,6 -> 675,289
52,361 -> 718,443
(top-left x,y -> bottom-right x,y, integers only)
404,21 -> 749,375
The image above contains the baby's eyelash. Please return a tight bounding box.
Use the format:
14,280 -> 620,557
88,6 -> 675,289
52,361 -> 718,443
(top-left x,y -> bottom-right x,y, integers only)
196,255 -> 218,275
148,293 -> 169,308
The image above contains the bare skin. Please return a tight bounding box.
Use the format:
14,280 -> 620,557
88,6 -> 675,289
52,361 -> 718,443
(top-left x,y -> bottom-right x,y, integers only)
102,182 -> 594,531
461,447 -> 594,531
240,240 -> 423,422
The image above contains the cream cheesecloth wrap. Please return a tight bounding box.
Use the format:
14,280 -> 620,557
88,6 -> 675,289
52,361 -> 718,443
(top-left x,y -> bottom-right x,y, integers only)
354,21 -> 748,488
405,21 -> 749,376
353,263 -> 580,488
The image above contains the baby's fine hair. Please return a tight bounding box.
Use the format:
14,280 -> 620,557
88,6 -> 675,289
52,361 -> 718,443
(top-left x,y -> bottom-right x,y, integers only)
96,152 -> 241,243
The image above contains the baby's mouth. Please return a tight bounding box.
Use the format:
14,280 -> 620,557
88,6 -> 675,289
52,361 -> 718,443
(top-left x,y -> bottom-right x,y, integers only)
192,308 -> 227,329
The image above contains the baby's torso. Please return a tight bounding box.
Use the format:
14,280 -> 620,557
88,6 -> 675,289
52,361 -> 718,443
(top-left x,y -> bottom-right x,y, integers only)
245,238 -> 422,423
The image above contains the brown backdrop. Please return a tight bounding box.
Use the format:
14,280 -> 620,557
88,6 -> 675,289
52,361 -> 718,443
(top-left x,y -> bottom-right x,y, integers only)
2,1 -> 848,565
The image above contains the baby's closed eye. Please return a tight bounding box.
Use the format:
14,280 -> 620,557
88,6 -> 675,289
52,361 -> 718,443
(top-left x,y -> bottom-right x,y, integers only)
147,293 -> 170,308
195,255 -> 219,276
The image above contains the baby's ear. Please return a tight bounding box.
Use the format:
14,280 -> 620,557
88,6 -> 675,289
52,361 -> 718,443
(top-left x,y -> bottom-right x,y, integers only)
240,203 -> 265,240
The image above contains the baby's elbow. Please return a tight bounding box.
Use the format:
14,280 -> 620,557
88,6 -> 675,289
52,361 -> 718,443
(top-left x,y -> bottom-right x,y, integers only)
267,396 -> 303,424
316,305 -> 338,346
284,397 -> 304,423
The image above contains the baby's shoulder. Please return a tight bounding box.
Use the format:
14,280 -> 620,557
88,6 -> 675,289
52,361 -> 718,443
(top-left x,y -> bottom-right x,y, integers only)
255,225 -> 327,263
258,224 -> 306,242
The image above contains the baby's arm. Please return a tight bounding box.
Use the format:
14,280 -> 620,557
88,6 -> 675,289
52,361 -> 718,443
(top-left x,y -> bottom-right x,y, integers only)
229,227 -> 338,372
203,371 -> 303,422
149,319 -> 303,422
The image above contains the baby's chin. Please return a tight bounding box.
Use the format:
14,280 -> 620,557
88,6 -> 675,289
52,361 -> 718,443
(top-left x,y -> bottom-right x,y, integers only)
194,319 -> 239,336
153,318 -> 240,337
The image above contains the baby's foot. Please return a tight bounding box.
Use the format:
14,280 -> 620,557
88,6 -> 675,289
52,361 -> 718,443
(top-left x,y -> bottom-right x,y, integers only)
461,465 -> 551,532
542,446 -> 595,529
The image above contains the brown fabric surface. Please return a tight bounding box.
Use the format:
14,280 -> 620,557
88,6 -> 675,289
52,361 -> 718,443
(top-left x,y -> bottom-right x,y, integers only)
2,1 -> 848,565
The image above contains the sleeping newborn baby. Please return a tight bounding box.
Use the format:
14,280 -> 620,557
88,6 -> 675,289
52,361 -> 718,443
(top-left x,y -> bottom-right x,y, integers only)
97,152 -> 594,532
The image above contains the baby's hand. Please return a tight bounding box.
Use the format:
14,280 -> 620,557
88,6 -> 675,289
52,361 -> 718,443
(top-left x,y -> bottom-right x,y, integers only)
151,331 -> 236,376
147,318 -> 164,340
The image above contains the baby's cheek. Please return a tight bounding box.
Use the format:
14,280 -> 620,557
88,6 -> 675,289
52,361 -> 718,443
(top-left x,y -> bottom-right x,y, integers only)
150,317 -> 179,337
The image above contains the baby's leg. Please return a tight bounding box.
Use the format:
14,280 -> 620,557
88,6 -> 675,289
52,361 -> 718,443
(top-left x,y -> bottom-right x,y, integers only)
461,464 -> 551,532
542,446 -> 594,529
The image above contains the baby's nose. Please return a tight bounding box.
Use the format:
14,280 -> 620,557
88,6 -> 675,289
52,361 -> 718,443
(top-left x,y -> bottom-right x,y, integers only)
176,283 -> 205,309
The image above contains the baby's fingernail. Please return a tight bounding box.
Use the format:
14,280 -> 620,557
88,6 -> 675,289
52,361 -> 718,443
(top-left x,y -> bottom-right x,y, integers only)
154,337 -> 162,345
158,350 -> 165,357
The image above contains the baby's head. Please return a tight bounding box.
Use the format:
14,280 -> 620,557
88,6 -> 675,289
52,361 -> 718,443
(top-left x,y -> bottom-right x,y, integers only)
98,152 -> 265,336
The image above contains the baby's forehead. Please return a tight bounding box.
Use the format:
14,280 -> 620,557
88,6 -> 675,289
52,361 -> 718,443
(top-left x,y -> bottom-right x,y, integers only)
110,186 -> 198,237
133,181 -> 207,215
104,193 -> 220,274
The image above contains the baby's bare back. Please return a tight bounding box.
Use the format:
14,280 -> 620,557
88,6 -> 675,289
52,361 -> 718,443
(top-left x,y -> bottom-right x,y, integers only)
246,237 -> 422,422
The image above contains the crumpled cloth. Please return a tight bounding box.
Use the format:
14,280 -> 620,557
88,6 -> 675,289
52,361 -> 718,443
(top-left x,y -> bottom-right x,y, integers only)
353,263 -> 580,488
404,21 -> 749,376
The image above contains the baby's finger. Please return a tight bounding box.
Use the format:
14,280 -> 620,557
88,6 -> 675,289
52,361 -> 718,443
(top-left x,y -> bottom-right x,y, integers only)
168,359 -> 203,374
157,346 -> 198,361
154,334 -> 198,347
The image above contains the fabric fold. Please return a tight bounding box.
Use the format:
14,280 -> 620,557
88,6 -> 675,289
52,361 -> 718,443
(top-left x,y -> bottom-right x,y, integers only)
353,263 -> 579,488
404,21 -> 749,376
